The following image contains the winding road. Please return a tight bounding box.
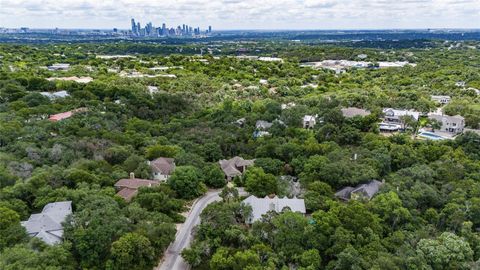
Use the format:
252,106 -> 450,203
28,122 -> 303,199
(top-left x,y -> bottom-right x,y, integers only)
157,190 -> 222,270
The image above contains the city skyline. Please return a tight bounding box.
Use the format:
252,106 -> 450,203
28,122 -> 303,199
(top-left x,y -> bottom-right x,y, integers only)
0,0 -> 480,30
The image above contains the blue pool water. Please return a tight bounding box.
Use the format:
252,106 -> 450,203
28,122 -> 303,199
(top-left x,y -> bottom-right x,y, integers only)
418,132 -> 446,141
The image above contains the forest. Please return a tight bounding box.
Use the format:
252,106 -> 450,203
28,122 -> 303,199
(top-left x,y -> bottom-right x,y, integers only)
0,39 -> 479,270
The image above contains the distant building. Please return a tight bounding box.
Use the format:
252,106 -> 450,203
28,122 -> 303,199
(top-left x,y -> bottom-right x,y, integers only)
47,63 -> 70,71
147,86 -> 159,95
428,114 -> 465,134
281,102 -> 296,110
219,156 -> 255,181
357,54 -> 368,59
114,173 -> 159,201
21,201 -> 72,245
149,157 -> 175,182
256,120 -> 273,130
431,95 -> 451,105
40,90 -> 70,100
455,81 -> 466,87
341,107 -> 371,118
380,108 -> 420,131
335,180 -> 384,201
46,76 -> 93,84
303,115 -> 317,129
48,107 -> 87,122
242,195 -> 306,224
258,57 -> 283,62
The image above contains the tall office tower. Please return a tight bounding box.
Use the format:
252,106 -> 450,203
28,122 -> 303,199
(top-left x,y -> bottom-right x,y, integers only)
162,23 -> 167,35
185,25 -> 189,34
146,22 -> 153,36
182,24 -> 186,34
208,26 -> 212,33
137,22 -> 141,35
131,18 -> 137,35
189,26 -> 193,34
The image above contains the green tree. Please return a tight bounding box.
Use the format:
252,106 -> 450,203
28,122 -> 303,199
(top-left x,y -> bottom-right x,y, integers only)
244,167 -> 277,197
203,164 -> 226,188
168,166 -> 207,199
417,232 -> 474,270
107,233 -> 156,270
0,207 -> 27,251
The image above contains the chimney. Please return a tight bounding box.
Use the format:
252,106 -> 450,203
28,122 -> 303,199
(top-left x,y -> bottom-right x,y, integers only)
130,172 -> 135,179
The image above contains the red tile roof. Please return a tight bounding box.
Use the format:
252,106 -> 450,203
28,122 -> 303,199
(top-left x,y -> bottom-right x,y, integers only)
49,108 -> 87,122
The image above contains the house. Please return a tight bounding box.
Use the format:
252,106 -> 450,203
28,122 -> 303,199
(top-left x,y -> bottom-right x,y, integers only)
21,201 -> 72,245
381,108 -> 420,130
281,102 -> 296,110
47,63 -> 70,71
256,120 -> 273,130
428,114 -> 465,134
48,107 -> 88,122
40,90 -> 70,100
234,118 -> 246,127
242,195 -> 306,224
147,86 -> 159,95
219,156 -> 255,181
253,130 -> 271,138
341,107 -> 371,118
383,108 -> 420,123
46,76 -> 93,83
335,180 -> 384,201
431,95 -> 451,105
455,81 -> 466,87
303,115 -> 317,129
114,174 -> 160,201
149,157 -> 175,182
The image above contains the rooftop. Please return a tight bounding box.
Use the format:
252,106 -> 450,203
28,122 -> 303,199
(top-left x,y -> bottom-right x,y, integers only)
242,195 -> 306,223
21,201 -> 72,245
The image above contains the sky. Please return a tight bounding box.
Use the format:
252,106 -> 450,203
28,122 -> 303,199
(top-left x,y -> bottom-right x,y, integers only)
0,0 -> 479,30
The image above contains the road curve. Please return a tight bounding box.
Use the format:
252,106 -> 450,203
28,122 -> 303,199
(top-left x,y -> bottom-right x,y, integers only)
157,190 -> 222,270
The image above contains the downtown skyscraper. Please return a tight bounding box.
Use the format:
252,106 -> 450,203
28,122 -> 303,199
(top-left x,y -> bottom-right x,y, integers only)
129,18 -> 212,37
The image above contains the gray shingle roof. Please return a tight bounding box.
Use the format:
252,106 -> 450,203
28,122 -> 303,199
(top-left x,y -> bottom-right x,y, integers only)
335,180 -> 383,201
242,195 -> 306,223
341,107 -> 371,118
219,156 -> 255,178
21,201 -> 72,245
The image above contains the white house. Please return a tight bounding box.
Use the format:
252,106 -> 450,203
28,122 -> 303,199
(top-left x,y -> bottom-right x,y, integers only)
431,95 -> 451,105
242,195 -> 306,224
428,114 -> 465,134
303,115 -> 317,129
149,157 -> 176,182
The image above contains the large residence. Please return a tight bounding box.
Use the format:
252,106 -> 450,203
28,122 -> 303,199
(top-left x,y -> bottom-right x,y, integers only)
148,157 -> 175,182
303,115 -> 317,129
431,95 -> 451,105
21,201 -> 72,245
114,174 -> 159,201
219,156 -> 255,181
341,107 -> 371,118
335,180 -> 384,201
380,108 -> 421,131
428,114 -> 465,134
242,195 -> 306,224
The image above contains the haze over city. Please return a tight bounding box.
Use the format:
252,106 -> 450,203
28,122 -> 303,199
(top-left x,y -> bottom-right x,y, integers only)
1,0 -> 480,30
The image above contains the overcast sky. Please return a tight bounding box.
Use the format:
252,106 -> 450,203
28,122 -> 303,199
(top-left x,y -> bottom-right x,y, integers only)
0,0 -> 479,30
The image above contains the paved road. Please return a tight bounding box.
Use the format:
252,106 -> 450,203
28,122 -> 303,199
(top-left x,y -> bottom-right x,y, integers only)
157,190 -> 222,270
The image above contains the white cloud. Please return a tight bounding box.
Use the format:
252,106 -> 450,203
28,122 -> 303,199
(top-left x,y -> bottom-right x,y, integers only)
0,0 -> 479,29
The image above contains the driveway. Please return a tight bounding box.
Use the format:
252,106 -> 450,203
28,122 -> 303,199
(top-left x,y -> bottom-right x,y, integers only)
157,190 -> 222,270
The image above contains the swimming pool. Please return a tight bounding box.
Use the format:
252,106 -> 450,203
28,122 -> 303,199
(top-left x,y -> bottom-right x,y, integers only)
418,131 -> 447,141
